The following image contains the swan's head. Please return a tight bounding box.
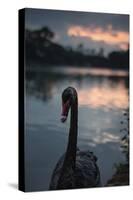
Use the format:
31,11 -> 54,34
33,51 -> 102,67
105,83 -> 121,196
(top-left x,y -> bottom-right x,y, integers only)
61,87 -> 77,123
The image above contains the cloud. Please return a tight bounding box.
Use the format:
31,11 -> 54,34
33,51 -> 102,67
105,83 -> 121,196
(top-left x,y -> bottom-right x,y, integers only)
67,25 -> 129,49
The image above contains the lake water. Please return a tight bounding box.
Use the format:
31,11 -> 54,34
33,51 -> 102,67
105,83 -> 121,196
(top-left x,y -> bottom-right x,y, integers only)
25,66 -> 129,191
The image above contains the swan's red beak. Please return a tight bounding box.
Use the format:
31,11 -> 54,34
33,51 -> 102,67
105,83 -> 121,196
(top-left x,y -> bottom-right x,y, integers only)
61,100 -> 70,123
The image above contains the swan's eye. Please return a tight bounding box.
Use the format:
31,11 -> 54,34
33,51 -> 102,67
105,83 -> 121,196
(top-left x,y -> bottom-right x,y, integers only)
62,92 -> 71,103
64,96 -> 69,103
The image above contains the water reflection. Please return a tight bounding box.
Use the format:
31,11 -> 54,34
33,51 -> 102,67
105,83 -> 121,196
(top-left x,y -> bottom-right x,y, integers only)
25,66 -> 129,191
26,67 -> 129,109
90,132 -> 120,146
78,80 -> 128,109
60,67 -> 128,77
27,66 -> 128,77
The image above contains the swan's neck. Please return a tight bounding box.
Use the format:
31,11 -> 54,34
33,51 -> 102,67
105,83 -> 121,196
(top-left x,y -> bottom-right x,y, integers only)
57,98 -> 78,189
65,98 -> 78,168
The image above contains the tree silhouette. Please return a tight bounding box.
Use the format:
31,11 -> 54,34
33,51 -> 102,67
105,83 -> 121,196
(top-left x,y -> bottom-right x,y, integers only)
77,43 -> 84,53
25,26 -> 129,68
98,47 -> 104,57
38,27 -> 54,41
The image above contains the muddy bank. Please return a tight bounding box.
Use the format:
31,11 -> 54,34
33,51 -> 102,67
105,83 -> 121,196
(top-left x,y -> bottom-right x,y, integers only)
106,163 -> 129,186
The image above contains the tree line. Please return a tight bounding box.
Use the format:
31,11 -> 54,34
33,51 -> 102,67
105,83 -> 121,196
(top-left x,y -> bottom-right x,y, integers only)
25,26 -> 129,69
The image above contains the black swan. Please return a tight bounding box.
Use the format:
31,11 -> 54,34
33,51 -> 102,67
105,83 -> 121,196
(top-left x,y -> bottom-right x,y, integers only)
49,87 -> 101,190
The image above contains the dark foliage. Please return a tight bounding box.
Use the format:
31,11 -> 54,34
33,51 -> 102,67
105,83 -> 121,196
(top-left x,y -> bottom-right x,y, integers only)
120,109 -> 129,163
25,27 -> 129,69
106,109 -> 129,186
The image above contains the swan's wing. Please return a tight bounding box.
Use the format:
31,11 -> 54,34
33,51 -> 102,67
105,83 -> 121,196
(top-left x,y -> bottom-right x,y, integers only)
49,148 -> 79,190
49,149 -> 101,190
49,154 -> 65,190
75,150 -> 101,188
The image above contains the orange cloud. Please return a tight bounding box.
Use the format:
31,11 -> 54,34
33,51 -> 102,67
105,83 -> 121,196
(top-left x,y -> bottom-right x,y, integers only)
67,25 -> 129,49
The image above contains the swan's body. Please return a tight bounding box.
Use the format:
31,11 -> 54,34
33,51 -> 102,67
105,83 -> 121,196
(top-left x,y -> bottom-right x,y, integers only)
49,87 -> 101,190
49,149 -> 100,190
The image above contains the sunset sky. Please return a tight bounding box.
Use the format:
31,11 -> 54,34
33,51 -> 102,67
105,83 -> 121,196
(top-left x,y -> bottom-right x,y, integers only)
25,8 -> 129,56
